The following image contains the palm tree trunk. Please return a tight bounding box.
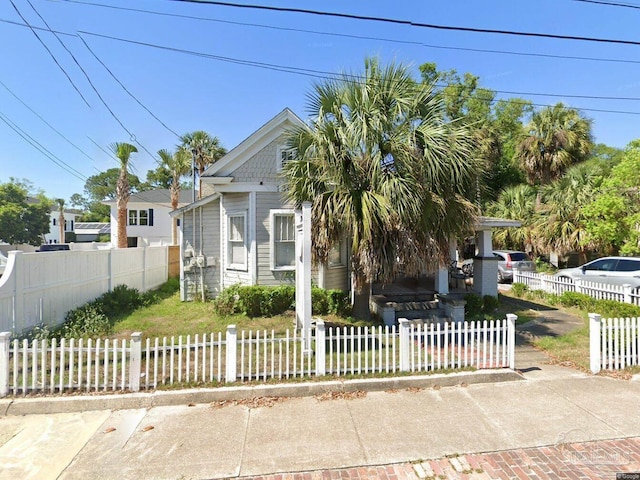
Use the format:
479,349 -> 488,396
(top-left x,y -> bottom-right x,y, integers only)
117,206 -> 128,248
171,195 -> 178,245
352,277 -> 371,321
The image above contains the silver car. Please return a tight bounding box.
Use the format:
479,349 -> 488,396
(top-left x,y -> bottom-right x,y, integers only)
494,250 -> 536,283
555,256 -> 640,288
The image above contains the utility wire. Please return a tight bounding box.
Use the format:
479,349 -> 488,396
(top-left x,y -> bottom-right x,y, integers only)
56,0 -> 640,67
165,0 -> 640,46
572,0 -> 640,9
77,34 -> 181,139
7,0 -> 91,107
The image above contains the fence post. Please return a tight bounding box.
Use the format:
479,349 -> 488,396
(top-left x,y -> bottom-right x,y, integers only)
226,325 -> 237,383
589,313 -> 602,374
623,284 -> 632,304
315,320 -> 326,376
0,332 -> 10,398
399,318 -> 410,372
129,332 -> 142,392
506,314 -> 517,370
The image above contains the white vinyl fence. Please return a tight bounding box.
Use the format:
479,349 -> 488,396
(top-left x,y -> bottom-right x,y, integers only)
0,247 -> 168,333
0,316 -> 516,397
513,271 -> 640,305
589,313 -> 640,373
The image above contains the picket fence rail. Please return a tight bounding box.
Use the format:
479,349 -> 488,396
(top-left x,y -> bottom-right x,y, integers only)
0,315 -> 516,397
513,271 -> 640,305
589,313 -> 640,373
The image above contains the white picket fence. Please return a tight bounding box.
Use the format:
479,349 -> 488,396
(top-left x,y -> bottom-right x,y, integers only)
0,316 -> 517,397
513,271 -> 640,305
589,313 -> 640,373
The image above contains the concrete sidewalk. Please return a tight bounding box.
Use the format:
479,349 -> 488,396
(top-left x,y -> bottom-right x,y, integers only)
3,304 -> 636,480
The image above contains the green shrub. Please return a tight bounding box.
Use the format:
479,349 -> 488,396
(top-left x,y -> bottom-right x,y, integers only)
236,286 -> 266,317
267,285 -> 295,315
97,284 -> 144,318
464,293 -> 483,316
311,287 -> 329,315
558,292 -> 593,309
63,303 -> 111,338
482,295 -> 500,313
511,283 -> 529,298
327,290 -> 351,316
212,284 -> 241,316
595,300 -> 640,319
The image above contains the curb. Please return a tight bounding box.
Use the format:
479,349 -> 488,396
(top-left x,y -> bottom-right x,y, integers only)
0,369 -> 522,416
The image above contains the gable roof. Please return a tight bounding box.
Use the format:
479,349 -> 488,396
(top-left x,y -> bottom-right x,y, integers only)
202,108 -> 305,178
103,189 -> 192,206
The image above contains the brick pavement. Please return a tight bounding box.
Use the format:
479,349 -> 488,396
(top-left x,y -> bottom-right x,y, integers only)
238,437 -> 640,479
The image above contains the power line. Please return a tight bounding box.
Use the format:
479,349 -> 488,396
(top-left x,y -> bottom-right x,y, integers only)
164,0 -> 640,46
7,0 -> 91,107
572,0 -> 640,9
78,30 -> 640,115
77,34 -> 181,139
56,0 -> 640,67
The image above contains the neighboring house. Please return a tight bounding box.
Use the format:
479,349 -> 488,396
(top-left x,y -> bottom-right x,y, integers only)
74,222 -> 110,243
44,208 -> 80,244
105,189 -> 192,247
171,108 -> 350,301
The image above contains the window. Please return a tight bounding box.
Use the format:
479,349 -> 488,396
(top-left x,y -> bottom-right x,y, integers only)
276,146 -> 295,172
586,259 -> 618,271
328,242 -> 344,267
52,218 -> 56,226
227,213 -> 246,269
616,259 -> 640,272
128,209 -> 154,227
272,212 -> 295,270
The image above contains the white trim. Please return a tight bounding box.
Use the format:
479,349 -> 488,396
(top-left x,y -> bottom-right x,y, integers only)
270,209 -> 296,271
276,145 -> 295,173
170,193 -> 220,217
213,183 -> 279,193
328,239 -> 346,269
219,200 -> 224,290
202,108 -> 304,177
249,191 -> 257,285
226,211 -> 247,271
202,177 -> 233,185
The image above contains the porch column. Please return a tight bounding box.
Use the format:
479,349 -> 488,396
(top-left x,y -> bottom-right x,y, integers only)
434,238 -> 457,294
295,202 -> 312,354
473,229 -> 498,297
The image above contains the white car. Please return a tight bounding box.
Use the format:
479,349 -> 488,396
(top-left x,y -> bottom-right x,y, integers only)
555,256 -> 640,288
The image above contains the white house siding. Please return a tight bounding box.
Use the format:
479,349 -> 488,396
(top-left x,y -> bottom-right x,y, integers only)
44,211 -> 78,244
181,199 -> 221,300
110,201 -> 175,246
231,138 -> 283,184
322,265 -> 349,291
256,192 -> 295,286
221,193 -> 251,289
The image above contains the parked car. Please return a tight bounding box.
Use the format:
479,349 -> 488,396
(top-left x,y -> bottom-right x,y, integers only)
554,256 -> 640,288
494,250 -> 536,283
36,244 -> 70,252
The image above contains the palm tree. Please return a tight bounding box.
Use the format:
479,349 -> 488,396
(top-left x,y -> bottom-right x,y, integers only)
515,103 -> 593,186
179,131 -> 226,199
158,148 -> 191,245
487,184 -> 538,253
283,58 -> 479,319
56,198 -> 65,243
111,142 -> 138,249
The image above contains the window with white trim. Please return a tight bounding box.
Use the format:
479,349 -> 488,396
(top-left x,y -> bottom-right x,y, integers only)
276,146 -> 295,172
128,209 -> 154,226
227,213 -> 247,269
271,211 -> 295,270
328,242 -> 345,268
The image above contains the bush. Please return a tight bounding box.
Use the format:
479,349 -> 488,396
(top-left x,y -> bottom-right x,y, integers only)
595,300 -> 640,319
482,295 -> 499,313
464,293 -> 483,316
97,284 -> 144,318
63,303 -> 111,338
312,287 -> 329,315
327,290 -> 351,316
236,286 -> 266,317
267,285 -> 295,315
511,283 -> 529,298
212,284 -> 242,316
558,292 -> 593,309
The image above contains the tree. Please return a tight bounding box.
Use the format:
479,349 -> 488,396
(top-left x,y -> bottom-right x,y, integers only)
583,140 -> 640,255
283,58 -> 479,319
487,184 -> 538,253
0,181 -> 51,245
179,131 -> 226,199
111,142 -> 138,248
158,147 -> 191,244
515,103 -> 593,186
56,198 -> 66,244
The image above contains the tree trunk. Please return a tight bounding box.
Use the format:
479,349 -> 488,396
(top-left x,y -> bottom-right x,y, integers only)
117,206 -> 128,248
351,277 -> 371,321
59,212 -> 65,244
171,194 -> 178,245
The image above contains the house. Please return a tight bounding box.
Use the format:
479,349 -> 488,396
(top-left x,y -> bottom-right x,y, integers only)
105,189 -> 192,247
44,208 -> 80,244
171,108 -> 350,301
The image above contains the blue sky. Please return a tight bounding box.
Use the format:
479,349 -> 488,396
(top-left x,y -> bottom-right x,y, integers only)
1,0 -> 639,201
